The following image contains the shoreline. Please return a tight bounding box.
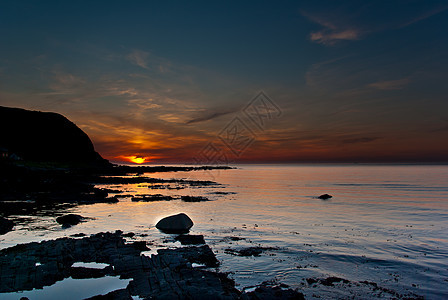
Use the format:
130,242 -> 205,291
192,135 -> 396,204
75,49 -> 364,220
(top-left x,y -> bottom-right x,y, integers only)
0,230 -> 304,299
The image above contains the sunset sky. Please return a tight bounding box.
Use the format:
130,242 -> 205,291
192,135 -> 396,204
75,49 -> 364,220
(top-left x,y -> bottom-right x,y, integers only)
1,1 -> 448,164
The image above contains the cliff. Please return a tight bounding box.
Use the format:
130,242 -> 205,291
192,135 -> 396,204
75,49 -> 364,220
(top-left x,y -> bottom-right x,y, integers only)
0,106 -> 109,166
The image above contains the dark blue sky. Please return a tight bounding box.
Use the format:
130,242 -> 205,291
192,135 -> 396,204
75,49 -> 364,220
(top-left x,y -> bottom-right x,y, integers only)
1,1 -> 447,163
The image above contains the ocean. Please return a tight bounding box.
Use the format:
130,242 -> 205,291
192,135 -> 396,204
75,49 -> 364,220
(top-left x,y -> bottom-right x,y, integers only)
1,164 -> 448,299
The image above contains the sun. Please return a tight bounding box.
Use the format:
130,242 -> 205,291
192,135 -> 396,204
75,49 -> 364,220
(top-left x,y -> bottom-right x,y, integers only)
125,156 -> 147,164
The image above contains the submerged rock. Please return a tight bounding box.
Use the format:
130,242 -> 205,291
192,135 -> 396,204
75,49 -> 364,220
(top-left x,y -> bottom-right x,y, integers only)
132,194 -> 174,202
0,216 -> 14,235
156,213 -> 193,233
56,214 -> 85,227
225,246 -> 279,257
244,285 -> 305,299
181,195 -> 210,202
318,194 -> 332,200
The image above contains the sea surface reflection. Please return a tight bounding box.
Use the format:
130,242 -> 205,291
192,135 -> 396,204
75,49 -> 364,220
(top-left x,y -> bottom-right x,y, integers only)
1,164 -> 447,298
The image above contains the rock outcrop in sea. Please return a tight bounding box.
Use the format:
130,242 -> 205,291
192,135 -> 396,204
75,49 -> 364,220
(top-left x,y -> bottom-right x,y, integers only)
56,214 -> 85,227
156,213 -> 194,234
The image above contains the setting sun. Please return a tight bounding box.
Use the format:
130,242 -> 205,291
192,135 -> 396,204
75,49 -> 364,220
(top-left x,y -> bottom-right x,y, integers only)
125,156 -> 147,164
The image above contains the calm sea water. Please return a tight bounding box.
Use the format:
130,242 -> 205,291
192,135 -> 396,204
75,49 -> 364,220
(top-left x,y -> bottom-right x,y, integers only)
1,164 -> 448,299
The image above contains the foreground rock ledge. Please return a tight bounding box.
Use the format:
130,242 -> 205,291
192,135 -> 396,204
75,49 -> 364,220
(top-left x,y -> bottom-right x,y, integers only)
0,231 -> 304,299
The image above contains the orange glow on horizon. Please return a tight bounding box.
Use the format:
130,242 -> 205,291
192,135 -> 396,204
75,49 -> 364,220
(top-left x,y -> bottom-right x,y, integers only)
124,156 -> 148,164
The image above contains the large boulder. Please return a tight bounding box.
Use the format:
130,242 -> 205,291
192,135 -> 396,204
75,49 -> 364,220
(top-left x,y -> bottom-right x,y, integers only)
56,214 -> 85,227
0,217 -> 14,235
156,213 -> 193,234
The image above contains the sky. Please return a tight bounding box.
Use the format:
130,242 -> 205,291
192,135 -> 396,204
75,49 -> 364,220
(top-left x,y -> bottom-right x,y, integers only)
1,0 -> 448,164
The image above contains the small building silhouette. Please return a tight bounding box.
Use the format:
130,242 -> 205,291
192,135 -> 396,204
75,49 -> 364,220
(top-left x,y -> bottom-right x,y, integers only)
0,147 -> 9,159
0,148 -> 22,161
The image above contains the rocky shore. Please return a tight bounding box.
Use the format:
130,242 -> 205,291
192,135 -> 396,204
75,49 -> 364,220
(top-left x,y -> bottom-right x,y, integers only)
0,231 -> 304,299
0,160 -> 230,235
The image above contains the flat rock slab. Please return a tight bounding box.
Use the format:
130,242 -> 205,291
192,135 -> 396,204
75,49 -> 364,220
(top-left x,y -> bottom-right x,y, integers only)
175,234 -> 206,245
0,231 -> 304,299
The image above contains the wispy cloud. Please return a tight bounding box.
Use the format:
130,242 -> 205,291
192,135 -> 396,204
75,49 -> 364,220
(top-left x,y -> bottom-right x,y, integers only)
303,12 -> 362,45
368,78 -> 410,90
303,2 -> 448,46
400,5 -> 448,28
126,50 -> 150,69
186,108 -> 240,125
341,137 -> 379,144
310,28 -> 361,45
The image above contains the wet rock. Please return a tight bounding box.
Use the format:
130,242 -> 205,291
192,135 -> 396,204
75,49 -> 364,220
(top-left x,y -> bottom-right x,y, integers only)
318,194 -> 332,200
84,288 -> 132,300
181,195 -> 210,202
225,246 -> 278,257
156,213 -> 193,234
319,276 -> 349,286
306,276 -> 350,286
0,231 -> 306,299
131,241 -> 150,251
70,266 -> 114,279
158,245 -> 220,268
175,234 -> 206,245
243,286 -> 305,299
306,278 -> 318,285
71,233 -> 86,237
104,196 -> 119,203
122,232 -> 135,238
56,214 -> 85,227
131,194 -> 174,202
211,191 -> 236,195
0,216 -> 14,234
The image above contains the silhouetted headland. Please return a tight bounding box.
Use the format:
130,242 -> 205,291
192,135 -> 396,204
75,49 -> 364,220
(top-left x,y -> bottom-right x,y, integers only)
0,106 -> 231,229
0,106 -> 109,166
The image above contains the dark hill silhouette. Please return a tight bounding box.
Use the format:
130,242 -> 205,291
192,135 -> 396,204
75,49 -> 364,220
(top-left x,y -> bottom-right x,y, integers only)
0,106 -> 109,165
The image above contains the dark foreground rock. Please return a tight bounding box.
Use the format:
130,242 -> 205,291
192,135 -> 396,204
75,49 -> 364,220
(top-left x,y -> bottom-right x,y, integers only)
156,213 -> 194,234
305,276 -> 424,299
0,216 -> 14,234
175,234 -> 206,245
317,194 -> 332,200
56,214 -> 85,227
243,285 -> 305,300
0,231 -> 304,299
